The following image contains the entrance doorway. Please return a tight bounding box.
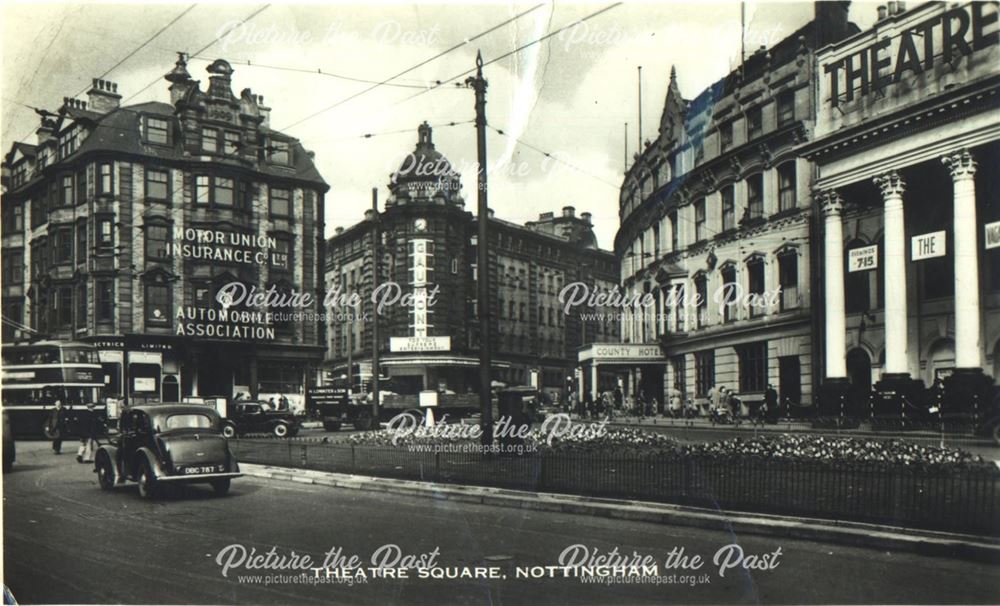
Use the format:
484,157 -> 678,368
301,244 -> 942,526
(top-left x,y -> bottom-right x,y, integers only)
778,356 -> 801,409
162,375 -> 180,402
847,348 -> 872,414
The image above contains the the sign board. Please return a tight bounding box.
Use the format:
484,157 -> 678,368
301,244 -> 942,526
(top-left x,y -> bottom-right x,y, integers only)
129,351 -> 162,365
986,221 -> 1000,250
848,245 -> 878,272
579,343 -> 663,363
419,390 -> 439,408
133,377 -> 157,392
389,336 -> 450,352
911,231 -> 946,261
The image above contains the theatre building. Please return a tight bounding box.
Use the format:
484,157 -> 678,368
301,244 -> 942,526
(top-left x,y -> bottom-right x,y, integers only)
1,55 -> 328,409
613,3 -> 857,410
802,0 -> 1000,413
324,123 -> 618,402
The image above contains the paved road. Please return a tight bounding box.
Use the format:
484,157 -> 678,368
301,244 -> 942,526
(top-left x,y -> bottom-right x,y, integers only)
4,441 -> 999,605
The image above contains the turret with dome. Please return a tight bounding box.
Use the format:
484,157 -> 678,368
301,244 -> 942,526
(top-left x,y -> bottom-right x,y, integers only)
386,122 -> 464,208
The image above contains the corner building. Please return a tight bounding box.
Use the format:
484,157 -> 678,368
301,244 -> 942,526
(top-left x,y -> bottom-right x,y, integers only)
614,3 -> 858,411
324,123 -> 618,402
1,55 -> 328,409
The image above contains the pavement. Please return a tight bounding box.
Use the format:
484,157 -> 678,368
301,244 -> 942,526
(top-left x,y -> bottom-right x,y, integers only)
240,463 -> 1000,564
5,440 -> 1000,605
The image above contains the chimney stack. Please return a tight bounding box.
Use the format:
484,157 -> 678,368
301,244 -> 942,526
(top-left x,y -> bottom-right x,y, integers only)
581,212 -> 592,225
562,205 -> 576,218
877,5 -> 888,20
62,97 -> 88,112
87,78 -> 121,113
335,227 -> 344,235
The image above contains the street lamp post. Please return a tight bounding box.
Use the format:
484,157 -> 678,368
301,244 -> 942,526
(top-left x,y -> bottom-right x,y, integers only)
467,51 -> 493,446
370,187 -> 381,429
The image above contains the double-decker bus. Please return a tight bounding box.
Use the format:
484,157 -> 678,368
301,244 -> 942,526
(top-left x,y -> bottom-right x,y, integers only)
1,341 -> 105,436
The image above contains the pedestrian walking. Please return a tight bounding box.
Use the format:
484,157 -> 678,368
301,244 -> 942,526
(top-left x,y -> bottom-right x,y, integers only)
668,384 -> 683,418
45,400 -> 66,454
75,402 -> 103,464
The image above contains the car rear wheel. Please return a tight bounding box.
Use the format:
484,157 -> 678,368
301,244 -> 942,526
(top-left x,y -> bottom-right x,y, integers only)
222,423 -> 236,439
137,461 -> 159,499
323,420 -> 342,432
96,454 -> 116,490
273,423 -> 289,438
211,478 -> 231,496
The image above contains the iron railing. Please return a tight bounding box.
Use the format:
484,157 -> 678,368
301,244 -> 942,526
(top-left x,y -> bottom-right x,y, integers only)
230,438 -> 1000,536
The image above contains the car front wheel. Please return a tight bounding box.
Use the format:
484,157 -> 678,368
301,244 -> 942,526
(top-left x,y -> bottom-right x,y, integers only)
272,423 -> 289,438
211,478 -> 231,496
96,454 -> 116,490
137,461 -> 159,499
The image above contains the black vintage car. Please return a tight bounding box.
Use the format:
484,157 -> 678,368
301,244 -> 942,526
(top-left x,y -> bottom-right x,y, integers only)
94,404 -> 241,499
221,402 -> 300,438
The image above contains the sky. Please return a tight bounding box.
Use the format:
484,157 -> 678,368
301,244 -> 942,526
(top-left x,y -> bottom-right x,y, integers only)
1,1 -> 878,249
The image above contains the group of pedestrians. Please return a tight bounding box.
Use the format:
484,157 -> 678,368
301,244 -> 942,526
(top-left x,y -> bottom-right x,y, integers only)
45,400 -> 106,463
569,383 -> 782,424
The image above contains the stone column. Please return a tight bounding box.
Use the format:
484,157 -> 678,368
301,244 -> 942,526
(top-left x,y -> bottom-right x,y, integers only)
590,363 -> 599,401
874,171 -> 908,376
819,190 -> 847,379
942,150 -> 981,369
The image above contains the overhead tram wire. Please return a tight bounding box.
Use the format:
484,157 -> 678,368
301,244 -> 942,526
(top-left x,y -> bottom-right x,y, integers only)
120,4 -> 272,106
391,3 -> 623,108
278,3 -> 546,132
189,56 -> 433,89
299,119 -> 475,145
488,125 -> 620,189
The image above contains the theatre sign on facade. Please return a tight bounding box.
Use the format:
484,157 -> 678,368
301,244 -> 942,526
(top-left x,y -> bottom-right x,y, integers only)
803,0 -> 1000,413
1,55 -> 328,409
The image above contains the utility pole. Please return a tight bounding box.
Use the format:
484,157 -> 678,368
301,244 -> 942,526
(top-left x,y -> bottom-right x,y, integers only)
467,51 -> 493,446
637,66 -> 643,151
624,122 -> 628,173
370,187 -> 381,429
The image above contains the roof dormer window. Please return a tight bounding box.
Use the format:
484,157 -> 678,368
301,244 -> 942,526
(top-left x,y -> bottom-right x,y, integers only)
143,116 -> 170,146
268,139 -> 290,165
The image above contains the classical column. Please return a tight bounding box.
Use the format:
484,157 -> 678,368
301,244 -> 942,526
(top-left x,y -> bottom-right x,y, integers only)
590,363 -> 599,401
874,171 -> 908,376
942,150 -> 981,369
819,190 -> 847,379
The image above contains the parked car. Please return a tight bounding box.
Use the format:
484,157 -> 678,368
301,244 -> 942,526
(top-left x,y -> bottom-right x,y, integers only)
221,401 -> 300,438
3,410 -> 15,472
94,404 -> 241,499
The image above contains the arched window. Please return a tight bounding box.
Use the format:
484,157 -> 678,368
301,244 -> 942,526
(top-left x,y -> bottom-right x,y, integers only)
746,256 -> 766,317
719,264 -> 737,322
693,273 -> 708,329
777,249 -> 798,310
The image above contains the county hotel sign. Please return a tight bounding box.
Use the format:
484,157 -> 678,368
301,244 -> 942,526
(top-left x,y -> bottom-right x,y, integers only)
816,1 -> 999,135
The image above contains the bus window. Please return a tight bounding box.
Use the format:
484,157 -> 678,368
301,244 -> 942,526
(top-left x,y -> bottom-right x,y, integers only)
63,348 -> 97,364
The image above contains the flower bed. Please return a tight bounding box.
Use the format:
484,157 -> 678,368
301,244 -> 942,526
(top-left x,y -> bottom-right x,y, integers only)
340,427 -> 993,470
